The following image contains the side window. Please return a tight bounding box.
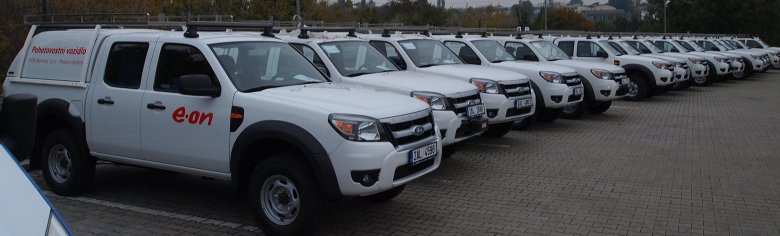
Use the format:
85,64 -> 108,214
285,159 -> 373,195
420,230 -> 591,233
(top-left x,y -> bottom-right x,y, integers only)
505,42 -> 537,61
703,41 -> 718,51
576,41 -> 605,57
557,41 -> 574,56
746,40 -> 762,48
630,41 -> 650,53
154,44 -> 217,92
291,43 -> 329,75
104,42 -> 149,89
370,41 -> 407,70
653,41 -> 667,51
444,41 -> 480,65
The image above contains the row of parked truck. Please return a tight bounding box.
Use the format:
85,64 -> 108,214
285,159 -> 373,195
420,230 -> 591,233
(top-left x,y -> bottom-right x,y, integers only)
3,20 -> 778,235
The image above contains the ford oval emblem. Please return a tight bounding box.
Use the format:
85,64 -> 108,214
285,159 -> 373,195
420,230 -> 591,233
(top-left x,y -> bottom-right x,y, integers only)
413,125 -> 425,136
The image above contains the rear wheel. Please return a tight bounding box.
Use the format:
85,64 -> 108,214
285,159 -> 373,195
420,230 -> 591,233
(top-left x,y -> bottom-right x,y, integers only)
535,108 -> 560,123
359,185 -> 405,202
587,101 -> 612,114
624,72 -> 648,101
41,129 -> 95,196
560,102 -> 587,119
249,154 -> 322,235
481,122 -> 513,138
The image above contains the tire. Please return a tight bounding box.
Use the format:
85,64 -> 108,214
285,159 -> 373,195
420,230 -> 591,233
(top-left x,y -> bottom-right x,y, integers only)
248,154 -> 323,235
624,72 -> 648,101
587,101 -> 612,114
442,142 -> 463,159
40,129 -> 95,196
560,102 -> 586,119
359,185 -> 405,202
535,108 -> 560,123
481,122 -> 513,138
512,116 -> 534,131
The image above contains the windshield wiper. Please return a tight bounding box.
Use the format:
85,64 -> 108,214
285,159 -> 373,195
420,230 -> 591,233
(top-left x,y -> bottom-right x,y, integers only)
417,63 -> 439,68
548,58 -> 561,61
244,85 -> 283,93
346,72 -> 376,77
491,59 -> 508,63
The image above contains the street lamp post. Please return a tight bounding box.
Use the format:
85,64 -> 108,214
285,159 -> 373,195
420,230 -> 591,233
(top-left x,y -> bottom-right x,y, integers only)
663,0 -> 668,33
544,0 -> 548,31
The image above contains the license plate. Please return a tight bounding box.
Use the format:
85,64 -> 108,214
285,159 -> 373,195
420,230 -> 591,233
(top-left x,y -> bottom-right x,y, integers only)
409,142 -> 437,166
573,87 -> 584,95
515,98 -> 533,108
621,78 -> 629,84
466,104 -> 486,117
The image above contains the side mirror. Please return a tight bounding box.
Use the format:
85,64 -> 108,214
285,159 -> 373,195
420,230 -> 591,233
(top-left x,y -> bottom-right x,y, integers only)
671,48 -> 680,52
522,54 -> 538,61
596,50 -> 608,58
389,56 -> 407,70
641,48 -> 651,54
179,74 -> 221,97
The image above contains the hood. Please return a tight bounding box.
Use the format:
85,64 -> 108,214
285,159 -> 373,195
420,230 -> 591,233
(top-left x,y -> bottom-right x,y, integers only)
419,64 -> 529,83
259,82 -> 430,119
659,52 -> 705,61
493,60 -> 578,75
617,54 -> 668,63
551,59 -> 624,73
641,54 -> 683,63
349,70 -> 479,96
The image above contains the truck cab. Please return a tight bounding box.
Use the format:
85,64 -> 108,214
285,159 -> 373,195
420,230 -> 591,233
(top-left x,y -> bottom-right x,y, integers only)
277,29 -> 488,155
4,23 -> 443,235
358,31 -> 534,137
552,37 -> 675,101
493,35 -> 628,118
434,33 -> 584,123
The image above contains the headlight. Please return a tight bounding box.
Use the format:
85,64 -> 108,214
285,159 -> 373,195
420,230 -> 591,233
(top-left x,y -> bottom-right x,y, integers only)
47,210 -> 70,236
688,58 -> 701,64
470,78 -> 501,94
751,54 -> 759,59
590,69 -> 613,80
411,91 -> 449,110
713,56 -> 724,62
652,61 -> 670,70
329,114 -> 385,142
539,71 -> 565,84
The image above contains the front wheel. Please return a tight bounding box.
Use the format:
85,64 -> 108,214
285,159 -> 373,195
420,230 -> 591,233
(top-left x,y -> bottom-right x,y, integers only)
359,185 -> 405,202
41,129 -> 95,196
249,154 -> 323,235
587,101 -> 612,114
560,102 -> 586,119
624,73 -> 648,101
481,122 -> 513,138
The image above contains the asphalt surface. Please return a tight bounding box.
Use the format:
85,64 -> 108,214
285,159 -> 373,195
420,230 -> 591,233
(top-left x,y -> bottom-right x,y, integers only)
30,70 -> 780,235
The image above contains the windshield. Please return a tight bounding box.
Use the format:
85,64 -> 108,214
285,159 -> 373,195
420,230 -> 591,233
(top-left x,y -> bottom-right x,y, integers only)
729,40 -> 747,49
398,39 -> 462,67
529,40 -> 570,61
210,41 -> 327,92
712,41 -> 729,50
683,40 -> 705,52
675,40 -> 695,52
617,41 -> 641,55
668,41 -> 689,52
756,39 -> 770,47
472,40 -> 517,63
600,40 -> 626,55
318,41 -> 399,77
642,40 -> 664,53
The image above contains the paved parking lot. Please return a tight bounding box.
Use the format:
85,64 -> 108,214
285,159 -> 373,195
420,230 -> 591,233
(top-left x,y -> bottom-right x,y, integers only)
31,71 -> 780,235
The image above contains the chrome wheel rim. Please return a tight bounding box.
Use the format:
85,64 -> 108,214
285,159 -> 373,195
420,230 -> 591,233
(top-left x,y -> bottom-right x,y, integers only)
47,144 -> 72,183
694,76 -> 707,84
260,175 -> 300,225
627,80 -> 639,97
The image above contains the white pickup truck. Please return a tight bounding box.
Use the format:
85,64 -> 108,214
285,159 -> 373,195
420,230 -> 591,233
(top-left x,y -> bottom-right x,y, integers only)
552,37 -> 675,101
606,39 -> 691,91
725,39 -> 779,70
694,38 -> 765,76
3,23 -> 444,235
737,37 -> 780,69
278,29 -> 488,157
358,31 -> 534,137
493,36 -> 628,118
623,38 -> 713,86
434,33 -> 584,123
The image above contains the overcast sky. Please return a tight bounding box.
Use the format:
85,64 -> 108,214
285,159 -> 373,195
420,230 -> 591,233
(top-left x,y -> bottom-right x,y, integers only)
355,0 -> 610,8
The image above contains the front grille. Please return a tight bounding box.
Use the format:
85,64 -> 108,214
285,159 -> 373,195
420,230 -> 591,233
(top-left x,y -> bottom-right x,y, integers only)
681,63 -> 689,69
393,158 -> 435,181
383,112 -> 436,147
564,75 -> 582,86
502,82 -> 532,97
449,92 -> 482,117
568,94 -> 582,102
455,120 -> 483,138
613,73 -> 627,85
506,107 -> 533,117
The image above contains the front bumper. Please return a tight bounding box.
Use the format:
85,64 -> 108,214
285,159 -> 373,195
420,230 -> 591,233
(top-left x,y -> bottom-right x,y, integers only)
674,67 -> 690,82
714,61 -> 731,75
588,75 -> 628,101
330,134 -> 442,196
654,69 -> 675,86
540,83 -> 584,109
433,110 -> 488,146
691,63 -> 709,78
482,92 -> 535,125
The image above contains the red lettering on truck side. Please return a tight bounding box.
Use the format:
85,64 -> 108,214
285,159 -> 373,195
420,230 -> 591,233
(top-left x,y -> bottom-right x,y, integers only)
172,107 -> 213,126
172,107 -> 186,123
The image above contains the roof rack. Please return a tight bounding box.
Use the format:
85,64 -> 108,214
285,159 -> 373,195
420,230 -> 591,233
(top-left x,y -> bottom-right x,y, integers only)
381,27 -> 430,37
296,27 -> 357,39
183,20 -> 274,38
454,29 -> 487,38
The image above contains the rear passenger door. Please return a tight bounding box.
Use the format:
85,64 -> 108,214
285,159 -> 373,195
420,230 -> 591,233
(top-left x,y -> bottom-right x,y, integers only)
140,42 -> 232,173
88,37 -> 155,158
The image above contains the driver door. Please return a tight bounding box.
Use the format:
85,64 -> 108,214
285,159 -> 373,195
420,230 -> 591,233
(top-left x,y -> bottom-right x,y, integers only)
575,41 -> 611,63
140,42 -> 232,173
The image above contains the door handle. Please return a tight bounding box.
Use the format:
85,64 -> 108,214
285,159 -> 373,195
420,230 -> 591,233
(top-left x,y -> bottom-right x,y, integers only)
146,103 -> 166,110
97,97 -> 114,105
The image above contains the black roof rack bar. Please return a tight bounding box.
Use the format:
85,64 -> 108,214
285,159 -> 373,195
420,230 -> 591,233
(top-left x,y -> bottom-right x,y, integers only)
296,27 -> 357,38
184,19 -> 274,38
381,27 -> 430,37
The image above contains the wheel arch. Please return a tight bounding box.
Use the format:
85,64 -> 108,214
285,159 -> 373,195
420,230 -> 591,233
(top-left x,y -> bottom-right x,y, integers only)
30,98 -> 88,170
230,120 -> 341,199
621,64 -> 656,88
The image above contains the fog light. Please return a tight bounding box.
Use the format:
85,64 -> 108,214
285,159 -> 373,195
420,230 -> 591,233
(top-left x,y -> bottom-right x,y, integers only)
351,170 -> 380,187
660,77 -> 668,82
600,90 -> 611,96
551,96 -> 563,103
487,109 -> 498,118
